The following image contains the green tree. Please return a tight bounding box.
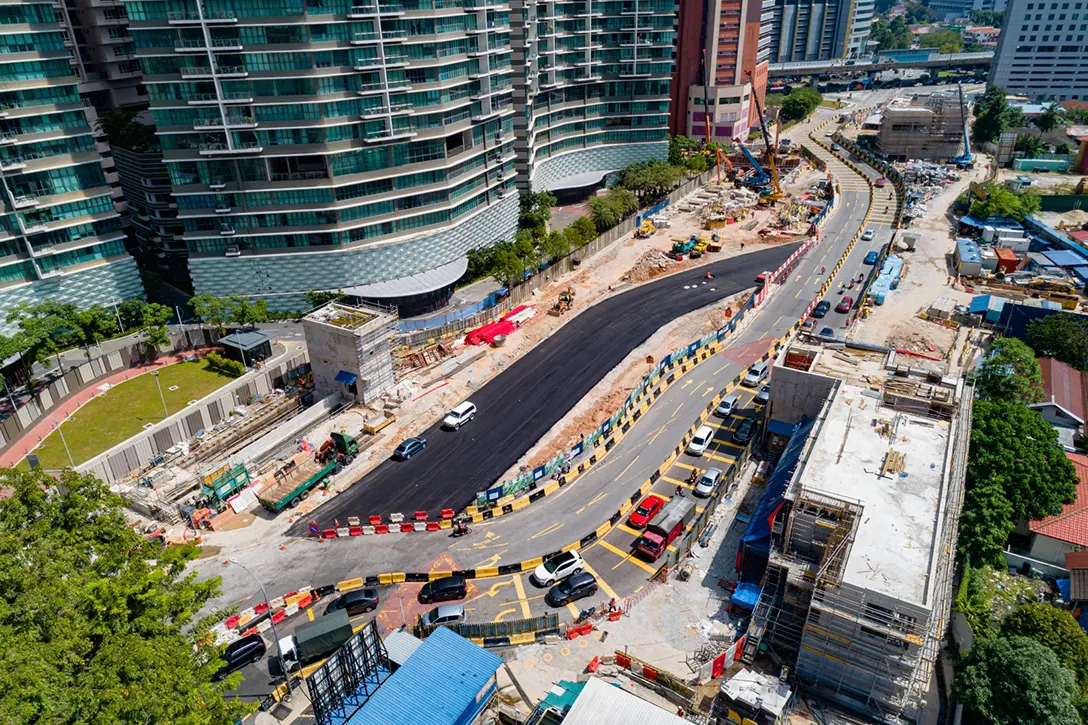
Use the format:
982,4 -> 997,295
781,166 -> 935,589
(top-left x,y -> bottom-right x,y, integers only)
975,337 -> 1044,404
1057,142 -> 1072,154
117,298 -> 147,332
540,230 -> 570,262
684,153 -> 710,173
958,478 -> 1015,566
668,135 -> 699,165
953,561 -> 998,640
1036,102 -> 1065,135
920,29 -> 963,53
303,289 -> 347,308
0,467 -> 253,724
973,86 -> 1014,145
491,247 -> 525,284
5,302 -> 84,369
969,183 -> 1040,221
512,228 -> 539,267
189,293 -> 234,333
563,225 -> 585,250
780,87 -> 823,122
968,400 -> 1078,521
518,191 -> 556,237
570,216 -> 597,244
94,108 -> 158,153
74,305 -> 120,352
588,195 -> 620,231
621,160 -> 686,200
970,8 -> 1003,24
1014,133 -> 1047,158
229,297 -> 268,328
1002,603 -> 1088,689
1025,314 -> 1088,369
141,302 -> 174,351
955,636 -> 1080,725
904,1 -> 938,22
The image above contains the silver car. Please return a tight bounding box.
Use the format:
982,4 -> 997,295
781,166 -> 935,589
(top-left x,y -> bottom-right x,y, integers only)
694,467 -> 723,497
861,228 -> 875,241
756,384 -> 770,404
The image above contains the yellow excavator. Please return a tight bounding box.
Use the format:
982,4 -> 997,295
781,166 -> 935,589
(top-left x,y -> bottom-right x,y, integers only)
550,287 -> 575,316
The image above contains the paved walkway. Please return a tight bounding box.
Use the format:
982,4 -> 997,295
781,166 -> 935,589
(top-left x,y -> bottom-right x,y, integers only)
0,348 -> 215,468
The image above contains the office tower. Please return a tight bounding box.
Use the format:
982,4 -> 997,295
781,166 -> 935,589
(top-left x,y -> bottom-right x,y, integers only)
0,1 -> 143,331
763,0 -> 872,63
990,0 -> 1088,101
511,0 -> 677,194
672,0 -> 767,142
126,0 -> 520,316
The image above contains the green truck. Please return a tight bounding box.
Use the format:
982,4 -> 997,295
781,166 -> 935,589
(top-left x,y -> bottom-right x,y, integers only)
257,432 -> 359,512
269,609 -> 354,676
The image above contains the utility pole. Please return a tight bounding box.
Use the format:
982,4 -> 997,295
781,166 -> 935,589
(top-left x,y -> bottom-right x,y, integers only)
151,370 -> 168,419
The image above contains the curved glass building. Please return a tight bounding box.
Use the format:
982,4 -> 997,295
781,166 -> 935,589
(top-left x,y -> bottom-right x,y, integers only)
125,0 -> 674,313
0,0 -> 142,331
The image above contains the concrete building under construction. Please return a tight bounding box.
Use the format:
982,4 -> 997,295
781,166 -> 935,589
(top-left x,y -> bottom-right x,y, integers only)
877,92 -> 970,161
302,303 -> 398,405
738,343 -> 970,723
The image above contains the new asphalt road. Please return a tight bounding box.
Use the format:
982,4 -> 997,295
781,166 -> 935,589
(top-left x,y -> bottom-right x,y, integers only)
293,244 -> 798,530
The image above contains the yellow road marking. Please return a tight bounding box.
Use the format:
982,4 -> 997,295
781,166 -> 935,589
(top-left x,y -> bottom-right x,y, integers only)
614,455 -> 640,483
567,602 -> 580,618
464,577 -> 514,603
530,522 -> 563,540
495,608 -> 518,622
576,491 -> 608,515
582,562 -> 619,600
672,402 -> 683,416
511,573 -> 532,619
614,522 -> 645,538
598,538 -> 658,574
663,474 -> 695,490
472,553 -> 504,568
307,607 -> 314,622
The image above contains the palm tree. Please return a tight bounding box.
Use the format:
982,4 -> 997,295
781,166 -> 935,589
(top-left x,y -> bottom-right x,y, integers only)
1035,102 -> 1065,136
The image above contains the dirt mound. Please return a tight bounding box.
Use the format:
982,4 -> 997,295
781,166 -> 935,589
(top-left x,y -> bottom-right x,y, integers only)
622,250 -> 678,284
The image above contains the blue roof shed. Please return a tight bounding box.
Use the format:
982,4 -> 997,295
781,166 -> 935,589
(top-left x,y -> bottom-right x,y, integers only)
1043,249 -> 1088,268
968,294 -> 1007,323
347,627 -> 503,725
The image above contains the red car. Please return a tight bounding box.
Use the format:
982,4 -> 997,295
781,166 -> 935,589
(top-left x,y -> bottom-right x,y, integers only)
836,296 -> 854,313
628,495 -> 665,529
875,177 -> 887,188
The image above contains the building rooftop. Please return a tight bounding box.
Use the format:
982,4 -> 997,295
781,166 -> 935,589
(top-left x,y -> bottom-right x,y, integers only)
795,381 -> 952,608
559,677 -> 687,725
218,328 -> 273,351
1038,356 -> 1087,423
304,301 -> 395,331
719,668 -> 792,720
1030,452 -> 1088,548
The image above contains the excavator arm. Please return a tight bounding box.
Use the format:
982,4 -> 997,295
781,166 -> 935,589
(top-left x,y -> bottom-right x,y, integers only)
746,70 -> 782,198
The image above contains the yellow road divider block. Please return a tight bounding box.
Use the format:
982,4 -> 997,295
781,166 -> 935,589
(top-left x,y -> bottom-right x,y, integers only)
337,577 -> 364,592
520,556 -> 543,570
428,570 -> 453,581
509,632 -> 537,645
476,566 -> 499,578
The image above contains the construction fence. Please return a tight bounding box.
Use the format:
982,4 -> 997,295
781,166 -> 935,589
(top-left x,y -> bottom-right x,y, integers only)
413,612 -> 560,647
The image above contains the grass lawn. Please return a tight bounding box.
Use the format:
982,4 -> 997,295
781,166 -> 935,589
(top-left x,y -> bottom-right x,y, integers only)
20,360 -> 237,470
765,93 -> 786,107
819,100 -> 844,109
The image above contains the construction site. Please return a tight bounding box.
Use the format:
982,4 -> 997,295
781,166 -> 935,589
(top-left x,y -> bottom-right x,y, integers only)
877,90 -> 972,161
738,341 -> 970,724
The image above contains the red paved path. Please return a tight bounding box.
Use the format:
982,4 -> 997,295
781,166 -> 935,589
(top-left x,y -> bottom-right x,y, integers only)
1,348 -> 215,468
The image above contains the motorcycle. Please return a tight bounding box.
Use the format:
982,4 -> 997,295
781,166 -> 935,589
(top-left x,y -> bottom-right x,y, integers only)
847,280 -> 855,289
451,523 -> 472,538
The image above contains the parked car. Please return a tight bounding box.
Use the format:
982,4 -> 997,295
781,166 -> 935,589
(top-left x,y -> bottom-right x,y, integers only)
836,296 -> 854,313
733,419 -> 756,445
442,401 -> 476,430
628,495 -> 666,529
743,362 -> 769,387
393,437 -> 426,460
819,327 -> 835,339
421,604 -> 466,628
756,384 -> 770,404
864,251 -> 879,264
694,467 -> 723,497
418,574 -> 467,604
324,588 -> 379,617
861,228 -> 875,241
214,634 -> 266,680
532,550 -> 585,586
811,300 -> 832,318
687,425 -> 715,456
715,393 -> 740,418
546,572 -> 598,607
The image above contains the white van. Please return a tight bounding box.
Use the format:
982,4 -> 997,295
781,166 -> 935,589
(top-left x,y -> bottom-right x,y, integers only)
442,401 -> 477,430
687,425 -> 715,456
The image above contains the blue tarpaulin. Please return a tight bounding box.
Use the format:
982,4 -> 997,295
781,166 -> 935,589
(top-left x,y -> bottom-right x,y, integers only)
737,417 -> 816,579
731,582 -> 762,611
1058,577 -> 1071,601
334,370 -> 358,385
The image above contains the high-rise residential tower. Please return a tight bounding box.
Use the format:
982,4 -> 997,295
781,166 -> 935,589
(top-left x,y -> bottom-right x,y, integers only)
0,0 -> 143,330
511,0 -> 677,193
990,0 -> 1088,102
763,0 -> 873,62
125,0 -> 520,315
671,0 -> 767,142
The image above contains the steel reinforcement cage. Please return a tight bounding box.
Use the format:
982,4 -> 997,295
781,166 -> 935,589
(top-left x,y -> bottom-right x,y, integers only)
309,619 -> 392,725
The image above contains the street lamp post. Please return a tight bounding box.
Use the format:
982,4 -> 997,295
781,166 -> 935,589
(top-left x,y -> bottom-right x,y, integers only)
151,370 -> 168,419
226,558 -> 293,698
55,421 -> 74,467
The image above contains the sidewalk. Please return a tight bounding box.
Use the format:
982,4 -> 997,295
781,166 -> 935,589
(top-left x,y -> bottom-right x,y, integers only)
0,348 -> 215,468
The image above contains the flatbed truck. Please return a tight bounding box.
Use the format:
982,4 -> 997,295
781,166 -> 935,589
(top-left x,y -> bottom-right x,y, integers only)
258,432 -> 359,512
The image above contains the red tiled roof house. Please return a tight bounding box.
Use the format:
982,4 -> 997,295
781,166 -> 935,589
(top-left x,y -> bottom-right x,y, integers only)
1027,452 -> 1088,568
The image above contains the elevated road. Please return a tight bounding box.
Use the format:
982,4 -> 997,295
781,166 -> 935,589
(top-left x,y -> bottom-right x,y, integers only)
768,51 -> 992,78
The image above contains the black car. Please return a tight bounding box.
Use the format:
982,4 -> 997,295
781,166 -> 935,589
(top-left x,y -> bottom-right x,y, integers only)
811,300 -> 832,319
419,574 -> 467,604
732,418 -> 756,445
324,588 -> 380,617
546,572 -> 598,607
214,633 -> 266,680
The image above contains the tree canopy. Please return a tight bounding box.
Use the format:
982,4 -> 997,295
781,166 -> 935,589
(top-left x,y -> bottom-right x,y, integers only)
0,467 -> 251,725
518,191 -> 555,238
95,108 -> 158,153
869,17 -> 913,50
955,635 -> 1080,725
1025,314 -> 1088,370
975,337 -> 1044,405
1035,102 -> 1065,135
973,86 -> 1026,145
919,29 -> 963,53
189,294 -> 267,332
620,160 -> 688,200
780,87 -> 823,122
958,477 -> 1016,566
968,183 -> 1040,222
968,400 -> 1078,522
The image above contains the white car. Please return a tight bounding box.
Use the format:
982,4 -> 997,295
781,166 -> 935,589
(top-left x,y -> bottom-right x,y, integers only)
743,362 -> 769,387
687,425 -> 715,456
694,467 -> 723,497
442,401 -> 476,430
861,228 -> 875,241
533,550 -> 585,586
715,393 -> 740,418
